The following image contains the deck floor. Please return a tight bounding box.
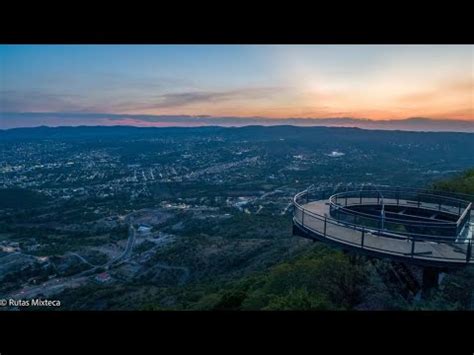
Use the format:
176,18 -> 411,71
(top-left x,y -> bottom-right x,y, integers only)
297,200 -> 472,265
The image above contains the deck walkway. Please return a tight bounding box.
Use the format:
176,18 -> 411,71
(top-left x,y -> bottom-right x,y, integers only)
295,200 -> 473,267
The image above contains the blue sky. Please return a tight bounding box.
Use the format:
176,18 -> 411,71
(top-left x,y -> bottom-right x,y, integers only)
0,45 -> 472,127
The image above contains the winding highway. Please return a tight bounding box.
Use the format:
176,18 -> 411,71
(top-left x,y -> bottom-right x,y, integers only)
68,224 -> 136,269
4,222 -> 190,302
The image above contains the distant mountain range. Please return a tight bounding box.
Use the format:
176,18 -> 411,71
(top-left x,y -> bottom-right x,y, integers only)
0,112 -> 473,132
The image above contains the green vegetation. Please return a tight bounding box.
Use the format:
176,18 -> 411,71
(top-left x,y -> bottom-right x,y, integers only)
0,188 -> 50,209
433,168 -> 474,197
56,168 -> 474,311
190,247 -> 367,310
412,170 -> 474,310
1,126 -> 473,311
179,169 -> 474,311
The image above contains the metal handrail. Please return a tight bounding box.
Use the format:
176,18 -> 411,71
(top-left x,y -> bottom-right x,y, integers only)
295,187 -> 473,221
293,200 -> 473,264
295,202 -> 461,243
330,189 -> 471,210
295,214 -> 471,262
458,202 -> 473,227
328,197 -> 460,228
361,184 -> 474,202
293,188 -> 473,242
328,189 -> 471,231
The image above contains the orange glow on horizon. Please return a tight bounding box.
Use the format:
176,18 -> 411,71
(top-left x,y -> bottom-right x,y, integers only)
124,77 -> 473,121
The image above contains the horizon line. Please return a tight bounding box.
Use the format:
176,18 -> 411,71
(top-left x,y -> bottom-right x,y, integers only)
2,124 -> 474,135
1,111 -> 474,122
1,112 -> 473,133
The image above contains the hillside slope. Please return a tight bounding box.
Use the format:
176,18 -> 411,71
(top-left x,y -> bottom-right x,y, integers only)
148,169 -> 474,311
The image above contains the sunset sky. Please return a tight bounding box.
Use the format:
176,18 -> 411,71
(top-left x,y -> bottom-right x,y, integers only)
0,45 -> 472,127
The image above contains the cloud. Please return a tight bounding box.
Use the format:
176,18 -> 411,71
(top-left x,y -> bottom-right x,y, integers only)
0,90 -> 93,112
0,86 -> 285,114
147,91 -> 231,108
80,72 -> 195,94
113,87 -> 284,112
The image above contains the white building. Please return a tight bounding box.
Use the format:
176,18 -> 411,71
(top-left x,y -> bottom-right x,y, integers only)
137,224 -> 152,234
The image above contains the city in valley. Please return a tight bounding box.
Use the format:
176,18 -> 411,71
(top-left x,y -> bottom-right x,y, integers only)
1,125 -> 473,310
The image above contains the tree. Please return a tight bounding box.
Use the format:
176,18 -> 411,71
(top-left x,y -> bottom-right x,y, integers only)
264,288 -> 331,310
213,290 -> 248,310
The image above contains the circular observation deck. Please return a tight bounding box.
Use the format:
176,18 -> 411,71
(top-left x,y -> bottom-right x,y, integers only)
293,186 -> 473,268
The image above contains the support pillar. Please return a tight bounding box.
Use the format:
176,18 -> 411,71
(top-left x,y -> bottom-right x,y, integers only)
421,267 -> 440,299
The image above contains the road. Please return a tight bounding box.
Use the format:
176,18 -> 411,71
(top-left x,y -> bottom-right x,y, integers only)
3,221 -> 192,302
68,252 -> 97,267
6,275 -> 89,299
4,225 -> 137,300
108,224 -> 136,266
68,224 -> 136,269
